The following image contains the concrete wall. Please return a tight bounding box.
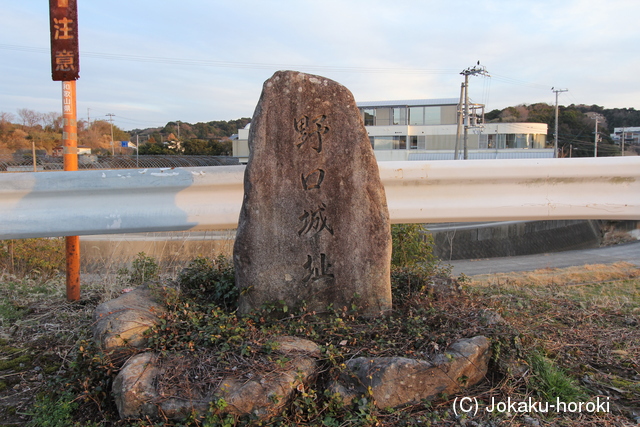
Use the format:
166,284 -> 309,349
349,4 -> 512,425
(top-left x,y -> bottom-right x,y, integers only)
82,220 -> 607,271
428,220 -> 602,261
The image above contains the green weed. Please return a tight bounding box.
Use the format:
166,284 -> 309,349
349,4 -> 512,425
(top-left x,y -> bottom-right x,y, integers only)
528,351 -> 586,403
27,391 -> 80,427
177,255 -> 238,310
0,300 -> 28,324
117,251 -> 159,286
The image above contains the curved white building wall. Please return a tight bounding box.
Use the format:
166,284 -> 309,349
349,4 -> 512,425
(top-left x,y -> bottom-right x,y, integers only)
231,100 -> 551,162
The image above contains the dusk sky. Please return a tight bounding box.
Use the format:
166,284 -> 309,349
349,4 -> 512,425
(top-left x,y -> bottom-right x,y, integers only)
1,0 -> 639,131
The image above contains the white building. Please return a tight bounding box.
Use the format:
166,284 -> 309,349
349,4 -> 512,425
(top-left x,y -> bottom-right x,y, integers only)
232,98 -> 550,163
611,127 -> 640,146
359,99 -> 550,161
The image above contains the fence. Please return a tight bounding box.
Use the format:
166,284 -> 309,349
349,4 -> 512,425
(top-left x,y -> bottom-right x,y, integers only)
0,155 -> 239,172
1,157 -> 639,240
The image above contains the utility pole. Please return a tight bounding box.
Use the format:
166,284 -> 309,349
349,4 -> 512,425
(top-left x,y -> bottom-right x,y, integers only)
106,113 -> 115,155
594,116 -> 599,157
463,73 -> 470,160
552,88 -> 568,158
621,128 -> 625,156
459,63 -> 489,159
454,83 -> 464,160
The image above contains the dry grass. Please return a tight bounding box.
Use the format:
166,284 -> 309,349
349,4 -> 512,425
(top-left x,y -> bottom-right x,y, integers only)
0,260 -> 639,426
467,261 -> 640,289
464,262 -> 640,426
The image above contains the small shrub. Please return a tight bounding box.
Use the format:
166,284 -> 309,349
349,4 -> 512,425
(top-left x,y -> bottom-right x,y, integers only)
391,224 -> 438,268
391,264 -> 434,306
117,252 -> 159,286
177,255 -> 238,310
391,224 -> 451,306
0,238 -> 65,279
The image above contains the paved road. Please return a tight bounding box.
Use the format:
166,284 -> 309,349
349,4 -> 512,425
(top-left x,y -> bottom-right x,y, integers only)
447,240 -> 640,276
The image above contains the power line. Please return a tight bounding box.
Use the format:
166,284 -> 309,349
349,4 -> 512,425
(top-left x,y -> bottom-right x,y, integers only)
0,43 -> 458,75
489,73 -> 550,91
0,42 -> 565,91
85,108 -> 166,127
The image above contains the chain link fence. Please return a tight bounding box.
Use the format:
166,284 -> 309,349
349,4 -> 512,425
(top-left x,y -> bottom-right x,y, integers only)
0,154 -> 239,172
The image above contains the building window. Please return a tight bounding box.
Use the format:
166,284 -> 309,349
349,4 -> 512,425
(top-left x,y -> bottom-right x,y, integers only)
532,134 -> 545,149
424,106 -> 440,125
515,134 -> 528,148
372,136 -> 407,149
393,136 -> 406,149
373,137 -> 393,150
409,106 -> 441,125
409,136 -> 418,149
487,134 -> 496,149
479,134 -> 488,149
409,107 -> 424,125
363,109 -> 375,126
392,107 -> 406,125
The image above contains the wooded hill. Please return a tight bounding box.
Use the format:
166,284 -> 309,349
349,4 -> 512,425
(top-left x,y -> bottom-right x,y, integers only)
131,118 -> 251,156
1,105 -> 638,158
486,103 -> 640,157
0,111 -> 249,157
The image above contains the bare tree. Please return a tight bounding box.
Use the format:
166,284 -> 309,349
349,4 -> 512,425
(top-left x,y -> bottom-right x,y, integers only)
16,108 -> 42,128
0,112 -> 15,124
42,112 -> 63,132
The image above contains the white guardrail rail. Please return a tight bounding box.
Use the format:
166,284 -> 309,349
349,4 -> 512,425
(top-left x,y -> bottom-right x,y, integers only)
1,157 -> 639,239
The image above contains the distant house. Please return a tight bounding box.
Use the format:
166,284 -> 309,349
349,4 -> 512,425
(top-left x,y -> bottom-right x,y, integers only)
52,145 -> 92,157
611,127 -> 640,146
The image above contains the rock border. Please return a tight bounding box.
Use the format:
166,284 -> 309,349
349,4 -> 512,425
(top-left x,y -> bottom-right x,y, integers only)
93,286 -> 491,421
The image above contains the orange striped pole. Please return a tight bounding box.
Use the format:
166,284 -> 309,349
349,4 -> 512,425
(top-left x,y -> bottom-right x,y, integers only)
62,80 -> 80,301
50,0 -> 81,300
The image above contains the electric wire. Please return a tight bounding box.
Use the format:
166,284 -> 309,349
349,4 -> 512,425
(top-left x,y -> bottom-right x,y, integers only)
2,43 -> 578,127
0,43 -> 458,75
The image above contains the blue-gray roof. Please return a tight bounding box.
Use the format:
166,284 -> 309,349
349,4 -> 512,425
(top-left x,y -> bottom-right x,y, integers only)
357,98 -> 460,108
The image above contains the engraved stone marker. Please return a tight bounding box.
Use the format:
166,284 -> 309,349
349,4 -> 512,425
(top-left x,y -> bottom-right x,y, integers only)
234,71 -> 391,316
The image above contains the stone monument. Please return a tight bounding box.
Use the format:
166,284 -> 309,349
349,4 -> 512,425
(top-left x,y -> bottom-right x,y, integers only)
234,71 -> 391,316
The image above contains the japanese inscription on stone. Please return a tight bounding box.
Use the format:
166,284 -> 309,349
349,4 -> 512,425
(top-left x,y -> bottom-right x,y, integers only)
234,71 -> 392,317
298,204 -> 334,237
293,111 -> 334,285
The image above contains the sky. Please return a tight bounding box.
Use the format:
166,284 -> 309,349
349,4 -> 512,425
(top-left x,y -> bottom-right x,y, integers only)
1,0 -> 639,131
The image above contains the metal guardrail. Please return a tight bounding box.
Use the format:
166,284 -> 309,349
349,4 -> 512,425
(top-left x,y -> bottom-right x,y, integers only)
1,157 -> 638,239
